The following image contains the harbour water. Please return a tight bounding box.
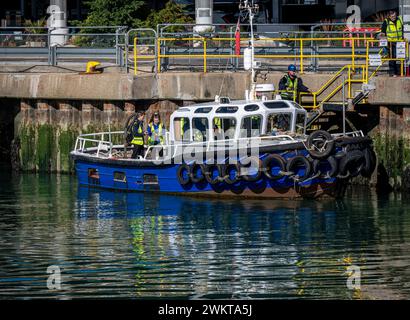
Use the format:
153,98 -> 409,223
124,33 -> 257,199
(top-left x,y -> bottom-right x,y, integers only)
1,166 -> 410,300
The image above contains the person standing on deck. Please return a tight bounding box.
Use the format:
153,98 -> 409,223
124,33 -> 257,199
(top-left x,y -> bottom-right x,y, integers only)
131,111 -> 147,159
147,112 -> 166,145
380,10 -> 404,76
278,64 -> 310,103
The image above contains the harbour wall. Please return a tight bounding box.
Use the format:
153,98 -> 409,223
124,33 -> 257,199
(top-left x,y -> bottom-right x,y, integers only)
0,72 -> 409,190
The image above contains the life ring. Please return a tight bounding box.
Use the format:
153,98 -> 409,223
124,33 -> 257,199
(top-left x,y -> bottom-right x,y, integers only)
176,164 -> 191,186
223,163 -> 241,185
338,150 -> 365,179
190,163 -> 205,183
312,156 -> 338,179
306,130 -> 335,160
240,156 -> 262,182
262,154 -> 286,181
203,164 -> 224,185
361,147 -> 377,178
286,155 -> 312,182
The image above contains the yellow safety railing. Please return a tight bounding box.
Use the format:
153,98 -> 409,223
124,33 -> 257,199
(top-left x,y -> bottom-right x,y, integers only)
155,37 -> 372,74
134,36 -> 409,110
365,39 -> 409,82
298,64 -> 367,109
133,36 -> 156,75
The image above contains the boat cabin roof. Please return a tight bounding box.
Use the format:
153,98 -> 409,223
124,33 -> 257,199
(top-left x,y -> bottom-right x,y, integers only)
171,99 -> 307,118
169,99 -> 308,143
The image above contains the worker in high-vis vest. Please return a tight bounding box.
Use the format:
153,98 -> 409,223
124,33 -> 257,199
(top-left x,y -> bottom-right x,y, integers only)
131,111 -> 147,159
278,65 -> 310,102
213,117 -> 224,140
381,10 -> 404,76
147,112 -> 166,145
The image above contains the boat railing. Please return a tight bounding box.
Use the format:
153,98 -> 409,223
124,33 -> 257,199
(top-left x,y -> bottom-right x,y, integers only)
332,130 -> 364,138
74,131 -> 125,158
74,130 -> 363,161
144,134 -> 297,161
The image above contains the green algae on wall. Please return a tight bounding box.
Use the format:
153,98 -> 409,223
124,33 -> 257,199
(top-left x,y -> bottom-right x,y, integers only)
19,125 -> 37,171
18,122 -> 125,173
58,128 -> 79,173
36,124 -> 56,172
373,133 -> 410,190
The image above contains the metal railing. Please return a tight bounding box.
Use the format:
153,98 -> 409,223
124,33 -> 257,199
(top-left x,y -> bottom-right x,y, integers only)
0,26 -> 127,67
126,28 -> 157,74
1,23 -> 409,77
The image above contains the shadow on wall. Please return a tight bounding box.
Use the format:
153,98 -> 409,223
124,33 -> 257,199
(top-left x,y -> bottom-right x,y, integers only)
403,166 -> 410,192
376,161 -> 394,194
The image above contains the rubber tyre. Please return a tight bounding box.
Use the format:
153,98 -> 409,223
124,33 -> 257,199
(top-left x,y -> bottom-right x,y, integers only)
312,156 -> 338,179
306,130 -> 335,160
338,150 -> 365,179
286,155 -> 312,182
190,163 -> 205,183
262,154 -> 286,181
176,164 -> 191,186
240,156 -> 262,182
203,164 -> 224,185
361,148 -> 377,178
223,163 -> 241,185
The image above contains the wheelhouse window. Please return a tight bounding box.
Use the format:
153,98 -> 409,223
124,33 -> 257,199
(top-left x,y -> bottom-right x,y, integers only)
295,113 -> 306,135
195,107 -> 212,114
267,113 -> 292,134
264,102 -> 289,109
216,106 -> 238,114
240,115 -> 263,138
174,117 -> 191,142
213,117 -> 237,140
192,117 -> 209,142
244,104 -> 260,112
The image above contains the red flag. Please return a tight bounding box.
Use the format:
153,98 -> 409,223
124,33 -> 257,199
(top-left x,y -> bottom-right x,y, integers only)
235,18 -> 241,56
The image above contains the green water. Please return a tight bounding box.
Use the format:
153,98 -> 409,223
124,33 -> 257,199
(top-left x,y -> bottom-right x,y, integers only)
0,168 -> 410,299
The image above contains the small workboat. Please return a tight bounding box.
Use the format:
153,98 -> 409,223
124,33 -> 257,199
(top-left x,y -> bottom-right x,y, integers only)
70,1 -> 376,200
70,92 -> 375,199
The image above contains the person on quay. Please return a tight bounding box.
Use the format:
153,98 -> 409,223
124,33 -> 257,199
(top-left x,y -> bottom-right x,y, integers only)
380,10 -> 404,76
278,64 -> 311,103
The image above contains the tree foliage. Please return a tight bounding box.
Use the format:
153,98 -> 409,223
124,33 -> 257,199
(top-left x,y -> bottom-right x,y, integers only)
81,0 -> 148,28
142,1 -> 194,30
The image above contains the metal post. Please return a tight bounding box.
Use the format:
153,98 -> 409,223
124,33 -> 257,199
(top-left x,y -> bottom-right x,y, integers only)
342,75 -> 346,135
300,38 -> 304,74
125,31 -> 129,72
115,27 -> 119,66
47,29 -> 51,65
203,38 -> 207,73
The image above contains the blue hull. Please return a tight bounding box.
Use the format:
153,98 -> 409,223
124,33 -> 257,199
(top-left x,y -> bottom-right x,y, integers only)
74,151 -> 343,199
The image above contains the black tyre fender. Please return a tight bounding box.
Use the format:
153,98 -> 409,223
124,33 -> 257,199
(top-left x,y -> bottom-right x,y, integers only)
223,163 -> 241,185
312,156 -> 338,179
361,147 -> 377,178
338,150 -> 365,179
124,113 -> 137,144
262,154 -> 286,181
176,164 -> 191,186
203,164 -> 224,185
190,163 -> 205,183
286,155 -> 312,182
240,156 -> 262,182
306,130 -> 335,160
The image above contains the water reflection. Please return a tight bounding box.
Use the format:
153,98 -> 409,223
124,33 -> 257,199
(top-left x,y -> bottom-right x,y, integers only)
0,172 -> 410,299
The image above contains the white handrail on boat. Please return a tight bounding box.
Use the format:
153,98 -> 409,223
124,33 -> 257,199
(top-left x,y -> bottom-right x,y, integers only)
143,134 -> 299,161
73,129 -> 365,161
